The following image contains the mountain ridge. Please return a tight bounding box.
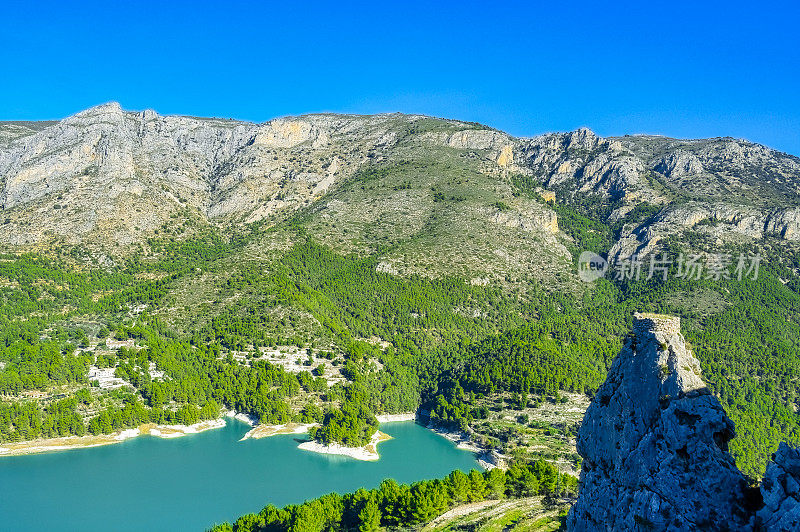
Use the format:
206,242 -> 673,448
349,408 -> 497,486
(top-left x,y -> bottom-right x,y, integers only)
2,103 -> 800,276
3,105 -> 800,521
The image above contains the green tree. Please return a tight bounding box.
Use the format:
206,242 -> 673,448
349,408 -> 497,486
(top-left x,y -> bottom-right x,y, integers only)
448,470 -> 470,503
468,469 -> 487,501
357,496 -> 381,532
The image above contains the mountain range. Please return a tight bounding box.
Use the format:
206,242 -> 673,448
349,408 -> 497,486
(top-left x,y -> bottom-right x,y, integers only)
3,103 -> 799,283
3,104 -> 800,530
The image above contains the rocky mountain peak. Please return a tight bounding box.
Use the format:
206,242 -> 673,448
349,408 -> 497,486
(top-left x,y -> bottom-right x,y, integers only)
63,102 -> 127,130
568,312 -> 753,531
1,104 -> 800,267
74,101 -> 123,117
568,313 -> 800,530
564,127 -> 600,150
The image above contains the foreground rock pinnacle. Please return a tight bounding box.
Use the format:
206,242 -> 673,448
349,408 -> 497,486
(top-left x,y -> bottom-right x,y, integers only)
567,313 -> 754,531
758,443 -> 800,530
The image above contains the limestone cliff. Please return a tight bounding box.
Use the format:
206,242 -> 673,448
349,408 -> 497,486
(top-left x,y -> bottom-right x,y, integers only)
0,105 -> 557,258
568,313 -> 800,531
2,104 -> 800,285
567,313 -> 753,530
0,104 -> 403,246
757,443 -> 800,530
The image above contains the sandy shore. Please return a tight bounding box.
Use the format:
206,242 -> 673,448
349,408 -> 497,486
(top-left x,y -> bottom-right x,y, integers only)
239,422 -> 318,441
144,419 -> 227,439
376,412 -> 416,422
297,430 -> 392,461
225,410 -> 257,426
0,428 -> 141,457
0,419 -> 228,457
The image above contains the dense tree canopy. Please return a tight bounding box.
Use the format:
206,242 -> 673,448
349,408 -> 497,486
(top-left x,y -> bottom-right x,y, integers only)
208,460 -> 573,532
1,219 -> 798,476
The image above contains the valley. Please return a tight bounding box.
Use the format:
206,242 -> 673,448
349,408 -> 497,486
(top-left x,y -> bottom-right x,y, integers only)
2,105 -> 800,529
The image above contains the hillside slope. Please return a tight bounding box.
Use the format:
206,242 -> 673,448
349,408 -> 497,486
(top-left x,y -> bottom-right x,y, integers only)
2,104 -> 800,481
3,104 -> 800,282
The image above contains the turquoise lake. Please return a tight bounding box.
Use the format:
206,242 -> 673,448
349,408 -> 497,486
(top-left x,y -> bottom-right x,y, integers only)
0,421 -> 479,531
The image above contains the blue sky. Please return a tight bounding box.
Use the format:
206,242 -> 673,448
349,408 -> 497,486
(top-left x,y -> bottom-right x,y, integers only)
1,0 -> 798,155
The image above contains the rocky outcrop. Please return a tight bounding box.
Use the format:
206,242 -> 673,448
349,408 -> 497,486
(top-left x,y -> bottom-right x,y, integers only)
489,205 -> 559,234
568,313 -> 800,531
568,313 -> 753,531
757,443 -> 800,531
608,202 -> 800,261
445,128 -> 510,151
513,129 -> 800,260
655,151 -> 705,178
515,128 -> 659,203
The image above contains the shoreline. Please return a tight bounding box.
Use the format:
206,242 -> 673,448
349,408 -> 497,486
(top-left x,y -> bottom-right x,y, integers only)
426,423 -> 506,470
239,422 -> 318,441
224,410 -> 258,426
376,412 -> 416,423
143,418 -> 227,439
0,418 -> 229,458
0,410 -> 500,468
297,430 -> 393,461
239,412 -> 416,442
240,413 -> 414,460
0,411 -> 412,458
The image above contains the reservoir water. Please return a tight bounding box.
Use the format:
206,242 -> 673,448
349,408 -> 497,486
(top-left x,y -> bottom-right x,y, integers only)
0,421 -> 479,531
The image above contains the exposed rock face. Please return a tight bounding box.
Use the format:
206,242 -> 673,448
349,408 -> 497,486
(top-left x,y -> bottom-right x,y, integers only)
568,313 -> 800,531
513,130 -> 800,260
655,151 -> 705,178
0,104 -> 575,285
0,105 -> 548,251
608,203 -> 800,260
490,206 -> 559,234
515,128 -> 658,203
1,103 -> 800,269
757,443 -> 800,531
568,313 -> 753,531
444,128 -> 510,151
0,105 -> 413,246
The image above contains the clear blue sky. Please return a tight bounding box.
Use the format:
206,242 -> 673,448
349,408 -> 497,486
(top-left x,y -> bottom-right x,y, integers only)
1,0 -> 798,155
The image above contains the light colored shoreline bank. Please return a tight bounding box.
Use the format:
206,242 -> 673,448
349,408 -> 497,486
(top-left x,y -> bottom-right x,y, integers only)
240,422 -> 318,441
0,428 -> 141,457
240,413 -> 414,459
297,430 -> 393,461
0,410 -> 498,467
376,412 -> 416,423
0,418 -> 229,457
427,424 -> 506,470
237,412 -> 496,466
143,419 -> 227,439
224,410 -> 258,426
240,412 -> 416,442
